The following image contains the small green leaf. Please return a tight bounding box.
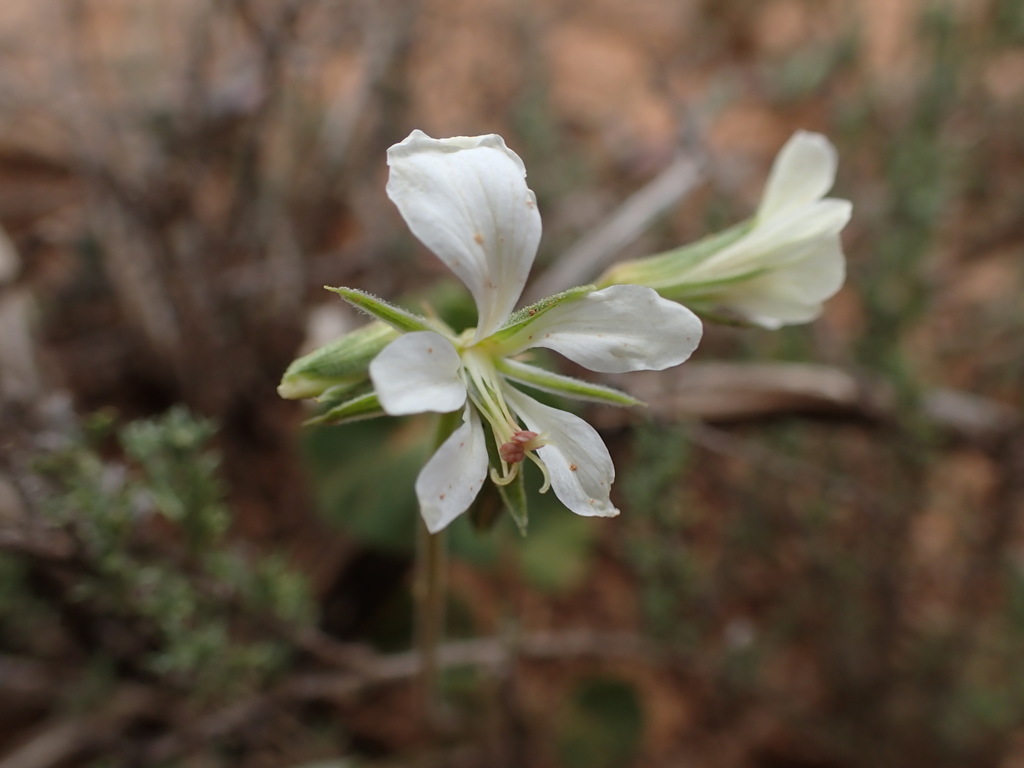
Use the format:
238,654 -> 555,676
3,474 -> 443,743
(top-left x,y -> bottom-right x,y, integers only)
498,359 -> 642,407
327,286 -> 433,333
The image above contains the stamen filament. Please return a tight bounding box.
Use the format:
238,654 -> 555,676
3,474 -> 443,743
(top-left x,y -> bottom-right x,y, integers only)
526,451 -> 552,493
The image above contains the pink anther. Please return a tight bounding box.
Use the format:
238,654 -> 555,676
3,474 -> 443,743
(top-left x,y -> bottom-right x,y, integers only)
499,430 -> 539,464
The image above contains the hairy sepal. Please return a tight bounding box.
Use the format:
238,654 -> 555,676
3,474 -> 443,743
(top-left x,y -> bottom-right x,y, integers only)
326,286 -> 434,333
277,321 -> 397,400
303,391 -> 386,427
487,286 -> 595,348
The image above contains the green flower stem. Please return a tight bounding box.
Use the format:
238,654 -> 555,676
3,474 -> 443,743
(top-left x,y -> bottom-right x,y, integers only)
415,409 -> 460,722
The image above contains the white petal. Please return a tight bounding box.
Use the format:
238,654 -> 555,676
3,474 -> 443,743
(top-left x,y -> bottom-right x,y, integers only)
757,131 -> 838,221
504,388 -> 619,518
505,285 -> 703,373
369,331 -> 466,415
712,233 -> 846,328
386,130 -> 542,339
694,199 -> 850,279
415,407 -> 489,533
745,199 -> 851,258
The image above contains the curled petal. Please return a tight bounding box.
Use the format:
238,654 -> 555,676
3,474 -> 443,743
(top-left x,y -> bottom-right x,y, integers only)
387,130 -> 542,339
757,130 -> 838,220
502,285 -> 703,373
698,199 -> 850,279
369,331 -> 466,415
741,199 -> 851,262
415,407 -> 489,533
710,233 -> 846,329
504,388 -> 619,518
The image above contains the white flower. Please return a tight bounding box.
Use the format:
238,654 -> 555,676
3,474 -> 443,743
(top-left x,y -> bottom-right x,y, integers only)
600,131 -> 852,329
348,130 -> 703,533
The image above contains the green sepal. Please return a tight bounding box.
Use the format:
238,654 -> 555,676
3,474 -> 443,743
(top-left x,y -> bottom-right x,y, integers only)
486,285 -> 595,349
303,391 -> 385,427
278,321 -> 397,400
316,381 -> 365,408
654,266 -> 771,305
496,470 -> 528,536
498,358 -> 643,407
326,286 -> 433,334
596,218 -> 755,292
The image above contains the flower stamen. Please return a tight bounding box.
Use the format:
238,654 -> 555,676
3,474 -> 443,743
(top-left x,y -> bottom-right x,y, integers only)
498,430 -> 539,464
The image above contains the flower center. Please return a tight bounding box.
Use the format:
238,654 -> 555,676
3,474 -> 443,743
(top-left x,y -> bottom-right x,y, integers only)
498,430 -> 540,464
460,343 -> 550,491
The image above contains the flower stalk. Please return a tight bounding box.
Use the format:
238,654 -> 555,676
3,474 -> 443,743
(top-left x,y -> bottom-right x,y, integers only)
414,409 -> 460,721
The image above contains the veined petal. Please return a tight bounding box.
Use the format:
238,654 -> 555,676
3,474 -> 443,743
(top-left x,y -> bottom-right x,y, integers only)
500,285 -> 703,373
415,407 -> 489,533
757,131 -> 838,221
386,130 -> 542,339
504,388 -> 619,518
369,331 -> 466,415
744,199 -> 851,257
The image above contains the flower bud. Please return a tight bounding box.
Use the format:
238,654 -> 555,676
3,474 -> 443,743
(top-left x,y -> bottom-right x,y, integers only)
277,321 -> 397,401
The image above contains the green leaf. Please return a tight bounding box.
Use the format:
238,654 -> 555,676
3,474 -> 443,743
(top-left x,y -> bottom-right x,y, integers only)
326,286 -> 433,334
498,358 -> 642,407
278,321 -> 397,400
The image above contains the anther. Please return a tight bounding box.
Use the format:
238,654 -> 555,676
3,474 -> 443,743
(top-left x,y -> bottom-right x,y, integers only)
499,430 -> 539,464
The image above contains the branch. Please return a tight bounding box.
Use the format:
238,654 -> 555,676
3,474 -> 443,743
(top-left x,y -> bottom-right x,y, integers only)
0,686 -> 162,768
600,362 -> 1020,445
143,630 -> 655,762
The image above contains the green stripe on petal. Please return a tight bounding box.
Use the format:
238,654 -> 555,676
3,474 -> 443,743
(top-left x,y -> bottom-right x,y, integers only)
326,286 -> 433,333
304,391 -> 385,426
498,358 -> 643,407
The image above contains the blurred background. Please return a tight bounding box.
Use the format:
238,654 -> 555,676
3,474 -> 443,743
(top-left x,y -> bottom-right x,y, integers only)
1,0 -> 1023,766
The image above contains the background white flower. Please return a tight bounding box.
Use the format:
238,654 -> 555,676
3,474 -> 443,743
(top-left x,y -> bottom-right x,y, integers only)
600,131 -> 852,329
